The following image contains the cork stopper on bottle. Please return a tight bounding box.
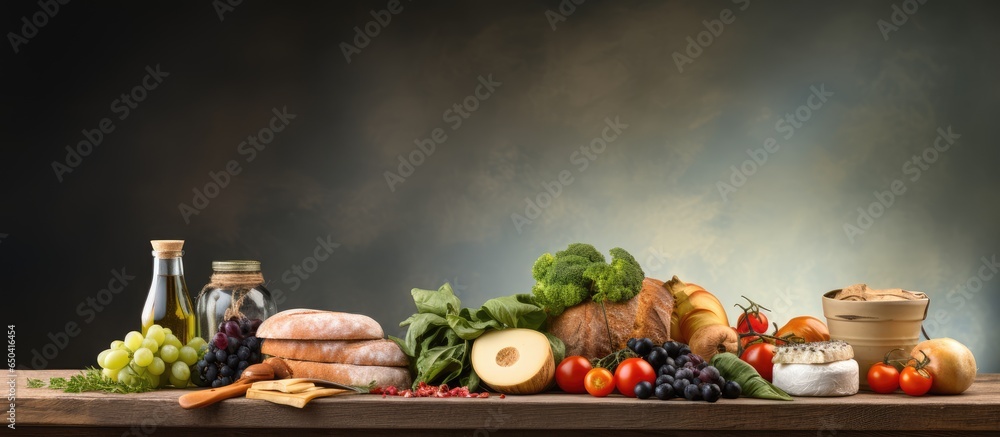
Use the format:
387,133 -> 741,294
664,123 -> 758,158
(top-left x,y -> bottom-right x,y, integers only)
150,240 -> 185,258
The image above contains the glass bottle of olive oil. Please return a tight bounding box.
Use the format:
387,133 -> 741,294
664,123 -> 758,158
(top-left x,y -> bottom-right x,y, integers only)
141,240 -> 196,343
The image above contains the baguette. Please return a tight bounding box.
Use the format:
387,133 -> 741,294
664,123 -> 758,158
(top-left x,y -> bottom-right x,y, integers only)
280,358 -> 412,388
257,309 -> 384,340
262,339 -> 408,367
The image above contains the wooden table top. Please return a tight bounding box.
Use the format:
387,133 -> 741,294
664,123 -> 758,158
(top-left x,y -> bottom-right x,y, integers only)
12,370 -> 1000,436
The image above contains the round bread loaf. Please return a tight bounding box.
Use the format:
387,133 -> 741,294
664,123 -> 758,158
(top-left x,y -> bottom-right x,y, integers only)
548,277 -> 674,359
262,339 -> 408,367
257,309 -> 384,340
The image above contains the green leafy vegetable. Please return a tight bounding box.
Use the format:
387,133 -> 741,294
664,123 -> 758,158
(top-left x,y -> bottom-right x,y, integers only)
390,283 -> 564,391
26,378 -> 44,388
710,353 -> 792,401
530,243 -> 645,315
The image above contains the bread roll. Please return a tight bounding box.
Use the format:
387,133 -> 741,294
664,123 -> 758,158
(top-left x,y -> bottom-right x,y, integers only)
257,309 -> 384,340
281,358 -> 412,388
262,339 -> 408,367
548,277 -> 674,358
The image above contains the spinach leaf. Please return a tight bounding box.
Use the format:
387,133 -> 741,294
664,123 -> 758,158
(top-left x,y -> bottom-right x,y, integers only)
411,283 -> 461,317
481,294 -> 548,330
415,343 -> 467,385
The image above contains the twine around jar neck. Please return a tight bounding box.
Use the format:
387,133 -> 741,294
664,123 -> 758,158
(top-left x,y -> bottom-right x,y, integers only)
199,271 -> 265,321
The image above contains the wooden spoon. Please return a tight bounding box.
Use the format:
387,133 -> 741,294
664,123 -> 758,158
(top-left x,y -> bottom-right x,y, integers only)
263,357 -> 293,379
177,363 -> 275,409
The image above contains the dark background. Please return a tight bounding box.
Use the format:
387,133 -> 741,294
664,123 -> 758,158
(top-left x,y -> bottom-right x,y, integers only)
3,1 -> 999,372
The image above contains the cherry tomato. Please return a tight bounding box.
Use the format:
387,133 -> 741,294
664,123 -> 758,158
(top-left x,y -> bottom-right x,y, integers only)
774,316 -> 830,344
737,312 -> 769,335
740,342 -> 775,382
899,366 -> 933,396
584,367 -> 615,397
555,356 -> 593,394
867,362 -> 900,394
613,357 -> 656,397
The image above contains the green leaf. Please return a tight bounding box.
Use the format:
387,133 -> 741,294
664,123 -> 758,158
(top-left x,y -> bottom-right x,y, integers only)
461,366 -> 482,392
481,294 -> 547,329
398,313 -> 449,357
415,343 -> 467,387
447,313 -> 502,340
411,283 -> 462,317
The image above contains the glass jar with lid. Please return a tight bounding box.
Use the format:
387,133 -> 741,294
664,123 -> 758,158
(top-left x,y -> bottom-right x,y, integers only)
196,260 -> 277,342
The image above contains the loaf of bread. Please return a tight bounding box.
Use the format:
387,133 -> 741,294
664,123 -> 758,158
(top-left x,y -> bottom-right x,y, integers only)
548,277 -> 674,358
280,358 -> 413,388
262,339 -> 408,367
257,309 -> 384,340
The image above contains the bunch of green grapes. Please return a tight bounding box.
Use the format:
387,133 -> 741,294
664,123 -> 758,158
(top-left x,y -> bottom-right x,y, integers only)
96,325 -> 207,388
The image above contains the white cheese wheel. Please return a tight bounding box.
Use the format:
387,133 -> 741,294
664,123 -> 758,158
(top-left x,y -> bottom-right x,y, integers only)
772,359 -> 859,396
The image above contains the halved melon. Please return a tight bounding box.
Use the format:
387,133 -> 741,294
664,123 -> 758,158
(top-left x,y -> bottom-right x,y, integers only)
470,329 -> 554,395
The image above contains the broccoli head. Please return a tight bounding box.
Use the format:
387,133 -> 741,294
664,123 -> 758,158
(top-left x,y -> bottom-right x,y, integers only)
586,247 -> 645,302
555,243 -> 606,264
531,252 -> 593,315
530,243 -> 645,315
